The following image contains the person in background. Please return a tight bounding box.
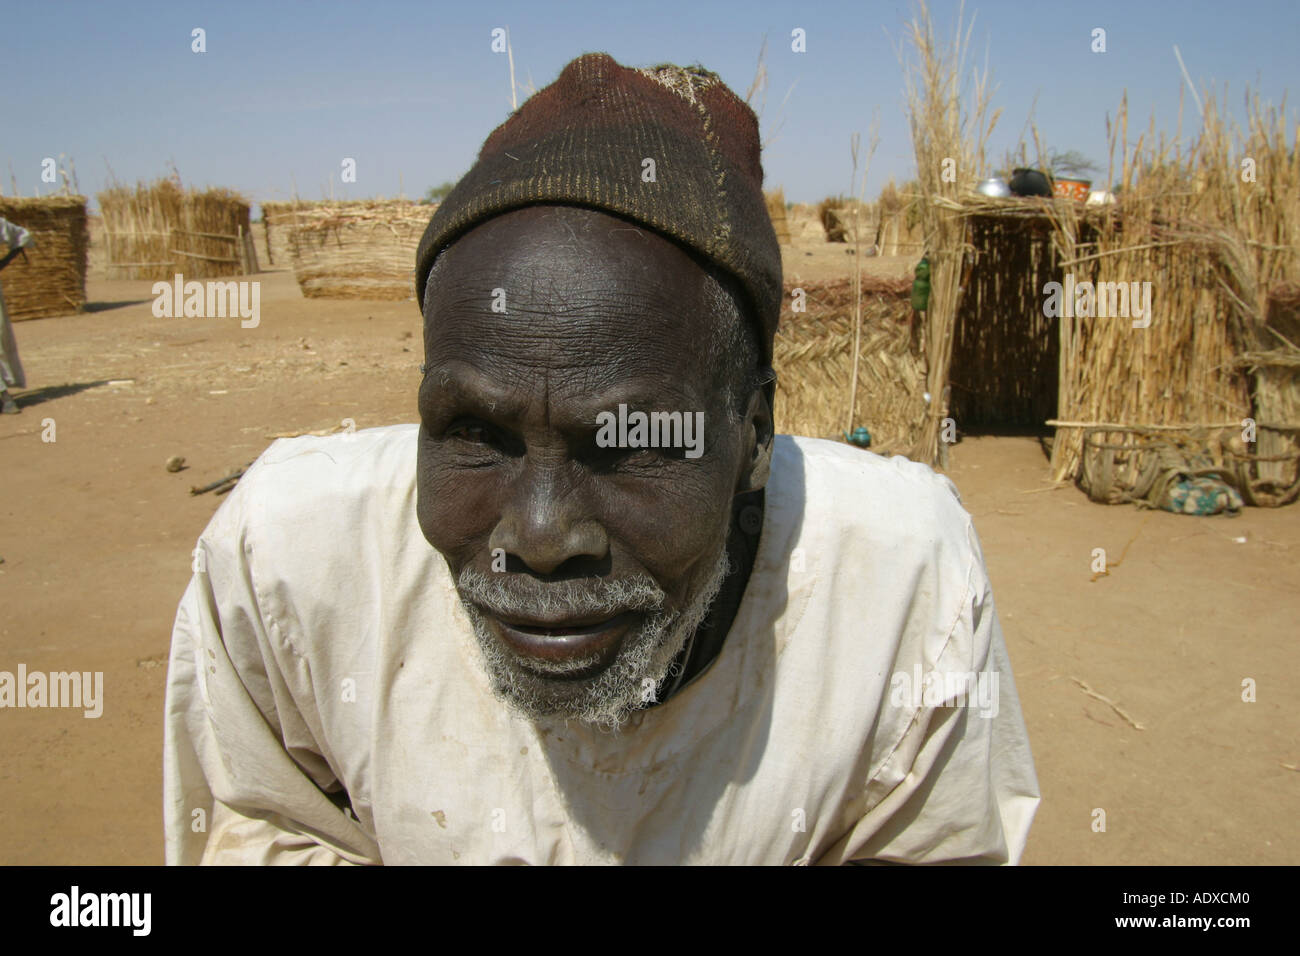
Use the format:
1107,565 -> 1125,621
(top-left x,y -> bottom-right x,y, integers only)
0,216 -> 34,414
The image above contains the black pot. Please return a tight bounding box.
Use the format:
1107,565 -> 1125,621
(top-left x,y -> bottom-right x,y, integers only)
1009,167 -> 1053,197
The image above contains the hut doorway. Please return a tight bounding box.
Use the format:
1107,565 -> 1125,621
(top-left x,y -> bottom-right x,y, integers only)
947,215 -> 1071,437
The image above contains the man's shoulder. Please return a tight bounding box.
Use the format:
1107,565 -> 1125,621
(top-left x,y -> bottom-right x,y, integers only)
205,423 -> 419,541
766,434 -> 983,623
772,434 -> 971,538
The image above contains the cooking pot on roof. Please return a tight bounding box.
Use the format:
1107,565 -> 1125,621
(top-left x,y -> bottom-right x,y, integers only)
1008,168 -> 1053,197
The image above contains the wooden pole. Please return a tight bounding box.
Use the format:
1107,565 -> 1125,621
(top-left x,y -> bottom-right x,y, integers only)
245,226 -> 259,274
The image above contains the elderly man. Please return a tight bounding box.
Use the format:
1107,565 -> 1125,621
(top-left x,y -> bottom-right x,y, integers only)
163,54 -> 1038,865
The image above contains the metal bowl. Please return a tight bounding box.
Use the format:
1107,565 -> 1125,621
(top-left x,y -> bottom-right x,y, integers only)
976,177 -> 1011,198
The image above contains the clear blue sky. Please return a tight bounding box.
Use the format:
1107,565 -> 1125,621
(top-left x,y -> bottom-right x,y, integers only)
3,0 -> 1295,212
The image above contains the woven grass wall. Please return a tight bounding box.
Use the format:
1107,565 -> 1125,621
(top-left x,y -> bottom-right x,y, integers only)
98,179 -> 252,280
773,276 -> 922,451
276,200 -> 433,300
0,196 -> 88,320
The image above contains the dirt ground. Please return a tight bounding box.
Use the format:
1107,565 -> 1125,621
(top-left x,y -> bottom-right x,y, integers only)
1,235 -> 1296,864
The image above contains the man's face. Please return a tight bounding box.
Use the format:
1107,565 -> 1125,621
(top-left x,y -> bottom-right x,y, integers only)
416,206 -> 763,728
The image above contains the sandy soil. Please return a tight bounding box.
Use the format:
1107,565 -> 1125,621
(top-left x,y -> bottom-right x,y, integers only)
1,238 -> 1296,864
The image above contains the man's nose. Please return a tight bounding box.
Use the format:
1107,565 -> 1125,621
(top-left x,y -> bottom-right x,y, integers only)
488,462 -> 608,575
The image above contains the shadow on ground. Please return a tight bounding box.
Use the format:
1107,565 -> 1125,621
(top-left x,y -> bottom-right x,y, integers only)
83,299 -> 152,313
12,381 -> 117,408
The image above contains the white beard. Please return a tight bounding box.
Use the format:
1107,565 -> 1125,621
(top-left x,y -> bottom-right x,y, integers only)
456,543 -> 732,732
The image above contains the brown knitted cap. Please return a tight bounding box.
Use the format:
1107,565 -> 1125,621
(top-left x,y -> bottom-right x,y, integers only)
415,52 -> 781,363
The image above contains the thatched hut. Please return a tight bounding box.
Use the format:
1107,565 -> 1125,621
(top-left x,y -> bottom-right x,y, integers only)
0,196 -> 89,320
870,185 -> 1300,505
98,179 -> 256,280
881,3 -> 1300,506
930,197 -> 1259,478
271,199 -> 434,300
774,193 -> 1299,506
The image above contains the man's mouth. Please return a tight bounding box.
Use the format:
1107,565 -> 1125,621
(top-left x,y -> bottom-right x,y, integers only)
489,611 -> 636,677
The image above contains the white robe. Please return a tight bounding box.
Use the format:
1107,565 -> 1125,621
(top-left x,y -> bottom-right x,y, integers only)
163,425 -> 1039,865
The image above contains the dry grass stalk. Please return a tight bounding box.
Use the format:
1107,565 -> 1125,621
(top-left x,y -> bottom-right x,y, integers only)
846,126 -> 881,433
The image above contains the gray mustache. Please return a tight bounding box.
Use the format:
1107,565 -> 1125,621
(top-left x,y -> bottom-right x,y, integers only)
456,566 -> 666,619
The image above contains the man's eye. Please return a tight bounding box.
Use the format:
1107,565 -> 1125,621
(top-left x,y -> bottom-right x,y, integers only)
587,442 -> 674,471
447,423 -> 492,444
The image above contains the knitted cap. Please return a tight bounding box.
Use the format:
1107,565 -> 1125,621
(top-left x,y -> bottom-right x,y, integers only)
415,52 -> 781,363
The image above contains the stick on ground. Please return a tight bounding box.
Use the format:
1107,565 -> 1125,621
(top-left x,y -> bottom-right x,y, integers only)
189,461 -> 254,495
1070,677 -> 1147,730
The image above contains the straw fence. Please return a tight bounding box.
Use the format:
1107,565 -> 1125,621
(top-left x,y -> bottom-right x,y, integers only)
0,196 -> 89,320
98,179 -> 255,280
265,200 -> 433,300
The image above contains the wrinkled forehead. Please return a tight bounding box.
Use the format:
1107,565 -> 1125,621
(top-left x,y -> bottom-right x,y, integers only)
424,207 -> 722,347
422,206 -> 715,311
419,208 -> 724,402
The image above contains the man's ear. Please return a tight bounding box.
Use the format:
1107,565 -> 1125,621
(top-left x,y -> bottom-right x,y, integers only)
736,375 -> 775,494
